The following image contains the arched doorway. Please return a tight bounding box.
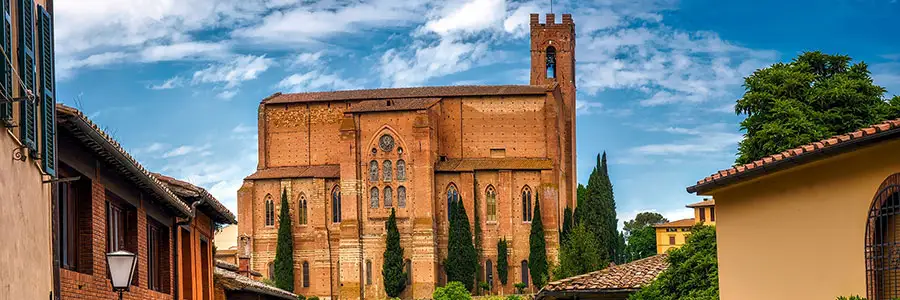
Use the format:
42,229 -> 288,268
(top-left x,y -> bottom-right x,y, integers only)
866,173 -> 900,300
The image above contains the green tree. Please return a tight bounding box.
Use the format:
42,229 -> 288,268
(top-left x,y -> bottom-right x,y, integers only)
577,152 -> 621,263
574,184 -> 587,224
497,238 -> 509,285
623,212 -> 668,236
445,199 -> 478,291
629,225 -> 719,300
273,189 -> 295,291
528,191 -> 548,288
735,51 -> 900,164
432,282 -> 472,300
474,180 -> 484,290
625,226 -> 657,262
383,209 -> 407,297
552,224 -> 605,280
560,207 -> 574,243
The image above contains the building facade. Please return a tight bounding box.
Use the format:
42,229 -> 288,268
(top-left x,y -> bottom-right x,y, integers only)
653,198 -> 715,254
0,0 -> 57,298
687,119 -> 900,300
237,13 -> 577,299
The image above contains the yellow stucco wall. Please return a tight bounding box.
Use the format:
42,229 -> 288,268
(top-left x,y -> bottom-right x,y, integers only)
693,206 -> 716,226
655,227 -> 691,254
704,138 -> 900,300
0,131 -> 51,299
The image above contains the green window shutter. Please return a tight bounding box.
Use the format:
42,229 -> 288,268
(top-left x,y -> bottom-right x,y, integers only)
0,0 -> 12,122
37,5 -> 53,176
17,0 -> 36,151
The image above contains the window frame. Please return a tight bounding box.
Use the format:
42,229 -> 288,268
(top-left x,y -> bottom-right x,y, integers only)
302,261 -> 310,288
146,218 -> 167,292
522,186 -> 533,223
264,194 -> 275,227
332,186 -> 342,223
486,185 -> 497,222
298,193 -> 308,225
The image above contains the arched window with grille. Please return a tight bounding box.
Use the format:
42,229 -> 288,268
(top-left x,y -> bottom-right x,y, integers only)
447,184 -> 459,220
866,173 -> 900,299
383,160 -> 393,182
264,194 -> 275,226
369,160 -> 379,182
485,260 -> 493,289
397,160 -> 407,181
398,186 -> 407,208
522,186 -> 533,222
521,260 -> 530,287
486,185 -> 497,222
332,186 -> 342,223
546,46 -> 557,79
370,187 -> 380,208
302,261 -> 310,287
384,186 -> 393,208
298,193 -> 308,225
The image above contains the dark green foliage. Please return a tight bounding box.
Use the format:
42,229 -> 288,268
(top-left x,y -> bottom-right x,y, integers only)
445,199 -> 478,291
307,297 -> 319,300
574,184 -> 586,223
625,226 -> 657,262
506,296 -> 523,300
497,239 -> 509,285
577,152 -> 621,263
474,180 -> 484,286
528,192 -> 548,288
735,51 -> 900,164
478,281 -> 490,294
383,209 -> 407,297
514,282 -> 526,294
552,224 -> 605,280
628,225 -> 719,300
561,207 -> 574,243
433,282 -> 472,300
297,295 -> 305,300
274,189 -> 295,291
623,212 -> 668,236
835,296 -> 866,300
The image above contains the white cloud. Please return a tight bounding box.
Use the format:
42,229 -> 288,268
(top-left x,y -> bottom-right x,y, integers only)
629,123 -> 743,157
149,77 -> 184,90
217,90 -> 239,100
162,144 -> 212,158
873,61 -> 900,97
138,41 -> 231,62
380,38 -> 492,87
233,123 -> 254,133
291,51 -> 325,68
423,0 -> 507,37
193,55 -> 274,89
277,70 -> 361,92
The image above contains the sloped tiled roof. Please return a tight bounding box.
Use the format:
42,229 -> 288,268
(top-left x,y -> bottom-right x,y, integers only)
263,85 -> 550,104
685,198 -> 715,208
537,254 -> 669,299
152,173 -> 238,224
345,97 -> 441,113
245,165 -> 341,180
435,158 -> 553,172
653,218 -> 695,228
688,119 -> 900,194
56,104 -> 192,217
214,265 -> 296,300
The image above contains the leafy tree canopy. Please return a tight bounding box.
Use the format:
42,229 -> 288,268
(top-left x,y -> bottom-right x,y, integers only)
629,225 -> 719,300
623,212 -> 668,236
433,282 -> 472,300
552,223 -> 606,280
625,226 -> 657,262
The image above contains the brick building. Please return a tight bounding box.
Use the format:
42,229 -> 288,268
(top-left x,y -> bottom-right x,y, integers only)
237,13 -> 578,299
56,104 -> 237,300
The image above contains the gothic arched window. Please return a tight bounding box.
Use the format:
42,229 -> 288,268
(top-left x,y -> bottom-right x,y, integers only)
521,260 -> 530,287
398,186 -> 407,208
866,174 -> 900,299
447,184 -> 459,220
264,194 -> 275,226
383,160 -> 393,182
486,260 -> 493,289
369,160 -> 379,182
486,185 -> 497,222
298,193 -> 308,225
370,187 -> 380,208
332,186 -> 342,223
546,46 -> 557,79
384,186 -> 393,208
522,186 -> 533,222
397,160 -> 407,181
302,261 -> 310,287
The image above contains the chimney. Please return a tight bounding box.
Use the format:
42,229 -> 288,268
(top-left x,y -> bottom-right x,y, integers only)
546,13 -> 555,25
530,13 -> 539,25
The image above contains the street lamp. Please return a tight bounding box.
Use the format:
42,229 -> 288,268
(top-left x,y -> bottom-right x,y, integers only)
106,250 -> 137,300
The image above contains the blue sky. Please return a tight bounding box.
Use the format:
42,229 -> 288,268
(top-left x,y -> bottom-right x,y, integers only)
55,0 -> 900,226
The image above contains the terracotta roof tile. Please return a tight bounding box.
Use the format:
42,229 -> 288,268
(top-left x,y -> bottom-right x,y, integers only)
689,118 -> 900,193
264,85 -> 550,104
152,173 -> 238,224
653,218 -> 696,228
435,158 -> 553,172
245,165 -> 340,180
540,254 -> 669,294
215,266 -> 296,300
345,97 -> 441,113
686,198 -> 715,208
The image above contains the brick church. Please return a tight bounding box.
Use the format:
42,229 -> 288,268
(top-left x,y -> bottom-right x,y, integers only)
236,13 -> 578,299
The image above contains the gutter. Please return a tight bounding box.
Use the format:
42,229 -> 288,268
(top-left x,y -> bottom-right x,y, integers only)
535,288 -> 639,300
687,127 -> 900,194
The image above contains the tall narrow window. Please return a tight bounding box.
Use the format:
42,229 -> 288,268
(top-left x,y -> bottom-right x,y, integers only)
303,261 -> 310,287
369,160 -> 379,182
264,194 -> 275,226
147,219 -> 169,292
546,46 -> 557,79
397,160 -> 407,181
447,184 -> 459,220
522,186 -> 533,222
521,260 -> 530,287
268,262 -> 275,279
405,259 -> 412,285
669,235 -> 676,245
383,160 -> 393,182
59,179 -> 78,270
298,193 -> 308,225
370,187 -> 380,208
384,186 -> 393,208
398,186 -> 407,208
710,207 -> 716,222
699,208 -> 706,222
486,260 -> 493,289
366,260 -> 373,285
332,186 -> 342,223
486,185 -> 497,222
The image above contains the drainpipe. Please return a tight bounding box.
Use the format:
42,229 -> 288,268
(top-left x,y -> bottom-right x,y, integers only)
173,221 -> 179,300
173,196 -> 206,299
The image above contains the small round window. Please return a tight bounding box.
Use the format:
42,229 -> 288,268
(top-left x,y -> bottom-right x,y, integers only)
379,135 -> 395,152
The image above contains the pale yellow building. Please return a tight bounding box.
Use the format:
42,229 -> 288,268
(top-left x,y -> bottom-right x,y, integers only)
654,198 -> 715,254
215,224 -> 239,265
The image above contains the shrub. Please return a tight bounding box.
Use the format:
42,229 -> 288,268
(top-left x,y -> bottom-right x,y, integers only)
260,278 -> 276,287
306,297 -> 319,300
506,296 -> 523,300
629,225 -> 718,300
478,281 -> 490,294
514,282 -> 526,294
296,295 -> 305,300
836,297 -> 865,300
433,281 -> 472,300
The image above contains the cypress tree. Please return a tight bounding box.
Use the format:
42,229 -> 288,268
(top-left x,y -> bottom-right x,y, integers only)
579,152 -> 620,263
383,209 -> 407,297
444,198 -> 478,290
574,184 -> 586,224
273,189 -> 295,291
473,179 -> 484,289
497,238 -> 509,285
561,207 -> 573,243
528,191 -> 548,288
